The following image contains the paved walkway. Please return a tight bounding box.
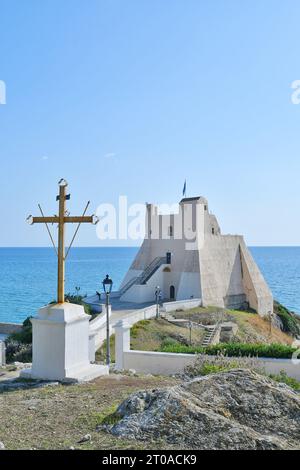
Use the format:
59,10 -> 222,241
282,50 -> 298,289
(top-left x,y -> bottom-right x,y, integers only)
110,299 -> 153,322
86,296 -> 155,325
94,298 -> 155,328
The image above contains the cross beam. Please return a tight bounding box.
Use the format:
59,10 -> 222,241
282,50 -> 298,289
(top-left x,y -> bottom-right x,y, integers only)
31,216 -> 93,224
28,179 -> 96,304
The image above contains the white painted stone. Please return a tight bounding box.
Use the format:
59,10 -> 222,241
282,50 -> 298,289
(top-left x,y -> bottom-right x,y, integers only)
115,320 -> 131,371
20,303 -> 108,382
88,331 -> 97,363
121,350 -> 300,381
115,327 -> 300,380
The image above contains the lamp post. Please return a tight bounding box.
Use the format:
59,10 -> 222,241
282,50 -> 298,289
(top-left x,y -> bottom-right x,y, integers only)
102,274 -> 113,366
155,286 -> 161,319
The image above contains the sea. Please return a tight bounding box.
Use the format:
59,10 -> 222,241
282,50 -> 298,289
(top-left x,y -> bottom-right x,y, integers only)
0,246 -> 300,324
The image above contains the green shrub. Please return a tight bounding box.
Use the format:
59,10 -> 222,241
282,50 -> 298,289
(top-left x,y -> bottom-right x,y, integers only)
161,337 -> 179,349
5,317 -> 33,363
8,317 -> 32,345
137,320 -> 151,327
5,340 -> 32,363
130,319 -> 150,338
274,301 -> 300,337
206,342 -> 297,358
184,354 -> 262,378
269,370 -> 300,391
96,334 -> 115,362
65,292 -> 92,315
130,325 -> 139,338
160,342 -> 297,359
196,363 -> 231,375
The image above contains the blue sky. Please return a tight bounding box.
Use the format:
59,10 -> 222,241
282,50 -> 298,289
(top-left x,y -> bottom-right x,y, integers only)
0,0 -> 300,246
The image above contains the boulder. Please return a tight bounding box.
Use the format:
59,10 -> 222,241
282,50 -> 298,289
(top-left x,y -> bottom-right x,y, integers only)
105,369 -> 300,449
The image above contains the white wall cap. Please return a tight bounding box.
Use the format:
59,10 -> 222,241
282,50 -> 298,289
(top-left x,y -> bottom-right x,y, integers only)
35,302 -> 90,324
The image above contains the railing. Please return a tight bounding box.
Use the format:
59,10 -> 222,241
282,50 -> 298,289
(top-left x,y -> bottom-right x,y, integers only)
119,256 -> 167,296
118,276 -> 139,295
138,256 -> 166,284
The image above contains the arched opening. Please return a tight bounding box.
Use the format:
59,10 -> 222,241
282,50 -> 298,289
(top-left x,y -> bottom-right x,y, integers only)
170,285 -> 175,300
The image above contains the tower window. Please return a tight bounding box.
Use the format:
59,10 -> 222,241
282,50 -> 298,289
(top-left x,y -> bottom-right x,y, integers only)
204,205 -> 207,210
212,227 -> 215,235
168,226 -> 173,236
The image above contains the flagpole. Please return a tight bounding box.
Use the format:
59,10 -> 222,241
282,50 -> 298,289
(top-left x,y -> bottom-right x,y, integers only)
182,179 -> 187,198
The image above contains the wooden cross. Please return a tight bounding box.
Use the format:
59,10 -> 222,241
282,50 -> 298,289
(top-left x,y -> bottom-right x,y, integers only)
27,179 -> 96,304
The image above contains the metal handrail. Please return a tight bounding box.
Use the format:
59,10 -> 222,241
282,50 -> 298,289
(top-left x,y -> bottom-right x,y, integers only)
139,256 -> 166,284
119,256 -> 167,295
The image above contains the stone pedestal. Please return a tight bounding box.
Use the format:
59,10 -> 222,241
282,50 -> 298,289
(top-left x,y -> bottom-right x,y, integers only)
20,303 -> 108,382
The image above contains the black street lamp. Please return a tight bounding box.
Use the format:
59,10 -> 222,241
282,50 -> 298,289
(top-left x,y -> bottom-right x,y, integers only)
102,274 -> 113,366
155,286 -> 161,319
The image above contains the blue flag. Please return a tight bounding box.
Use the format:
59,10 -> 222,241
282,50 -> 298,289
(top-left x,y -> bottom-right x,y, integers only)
182,180 -> 187,197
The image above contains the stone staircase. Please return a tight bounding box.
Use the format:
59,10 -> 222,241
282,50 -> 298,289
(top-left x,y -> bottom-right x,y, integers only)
201,323 -> 220,347
160,312 -> 176,322
161,313 -> 222,347
161,312 -> 212,331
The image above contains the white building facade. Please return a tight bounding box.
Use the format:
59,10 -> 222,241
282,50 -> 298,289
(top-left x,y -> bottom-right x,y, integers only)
119,196 -> 273,317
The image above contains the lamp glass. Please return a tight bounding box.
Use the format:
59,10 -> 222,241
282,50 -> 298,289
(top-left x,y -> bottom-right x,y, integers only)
102,274 -> 113,294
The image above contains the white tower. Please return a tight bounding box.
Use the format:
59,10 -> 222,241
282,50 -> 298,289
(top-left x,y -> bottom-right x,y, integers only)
119,196 -> 273,317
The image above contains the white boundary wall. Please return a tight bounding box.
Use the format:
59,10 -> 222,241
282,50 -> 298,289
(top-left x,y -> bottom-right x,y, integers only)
114,321 -> 300,380
88,304 -> 158,361
123,350 -> 196,375
162,298 -> 201,313
88,298 -> 202,358
122,351 -> 300,380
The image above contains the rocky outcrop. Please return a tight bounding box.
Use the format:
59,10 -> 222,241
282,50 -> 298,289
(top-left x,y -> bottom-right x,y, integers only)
104,369 -> 300,450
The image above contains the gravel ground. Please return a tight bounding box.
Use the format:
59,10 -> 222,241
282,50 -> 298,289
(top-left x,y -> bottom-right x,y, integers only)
0,373 -> 179,450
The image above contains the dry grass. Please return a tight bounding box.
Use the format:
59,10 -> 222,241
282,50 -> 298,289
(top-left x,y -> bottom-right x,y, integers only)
96,318 -> 206,362
172,307 -> 293,345
226,310 -> 293,345
0,374 -> 179,450
96,309 -> 293,364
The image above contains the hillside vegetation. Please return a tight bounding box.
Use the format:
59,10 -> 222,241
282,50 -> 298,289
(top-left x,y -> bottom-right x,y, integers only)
171,305 -> 295,345
96,318 -> 206,362
97,304 -> 296,363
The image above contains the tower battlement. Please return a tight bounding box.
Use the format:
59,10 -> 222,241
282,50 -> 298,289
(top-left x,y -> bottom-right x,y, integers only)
145,196 -> 221,242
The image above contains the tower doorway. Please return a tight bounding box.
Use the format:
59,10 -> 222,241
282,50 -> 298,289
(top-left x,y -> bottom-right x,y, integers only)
170,285 -> 175,300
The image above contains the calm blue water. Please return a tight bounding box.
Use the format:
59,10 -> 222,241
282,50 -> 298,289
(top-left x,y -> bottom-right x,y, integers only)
250,247 -> 300,314
0,247 -> 138,324
0,247 -> 300,324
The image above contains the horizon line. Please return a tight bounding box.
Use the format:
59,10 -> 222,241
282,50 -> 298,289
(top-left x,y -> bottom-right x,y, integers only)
0,245 -> 300,249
